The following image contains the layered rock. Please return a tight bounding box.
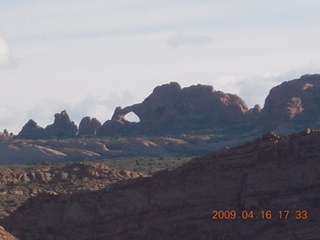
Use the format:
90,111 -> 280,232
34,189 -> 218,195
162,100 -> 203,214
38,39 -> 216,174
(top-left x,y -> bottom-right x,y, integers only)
3,129 -> 320,240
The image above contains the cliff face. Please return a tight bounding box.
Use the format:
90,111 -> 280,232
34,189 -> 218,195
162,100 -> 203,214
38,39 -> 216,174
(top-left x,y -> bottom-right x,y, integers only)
3,129 -> 320,240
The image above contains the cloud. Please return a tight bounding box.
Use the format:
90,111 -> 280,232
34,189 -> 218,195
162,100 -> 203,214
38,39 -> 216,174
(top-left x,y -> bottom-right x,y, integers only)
167,32 -> 213,48
0,34 -> 17,69
0,35 -> 11,66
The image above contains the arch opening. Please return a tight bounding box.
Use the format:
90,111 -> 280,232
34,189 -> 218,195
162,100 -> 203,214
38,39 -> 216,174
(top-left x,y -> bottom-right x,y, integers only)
125,111 -> 140,123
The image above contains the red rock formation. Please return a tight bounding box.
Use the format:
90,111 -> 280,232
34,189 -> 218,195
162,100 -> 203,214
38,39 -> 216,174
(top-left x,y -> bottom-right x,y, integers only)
3,129 -> 320,240
17,75 -> 320,138
78,117 -> 101,136
262,74 -> 320,127
17,120 -> 45,139
101,82 -> 249,135
45,110 -> 78,138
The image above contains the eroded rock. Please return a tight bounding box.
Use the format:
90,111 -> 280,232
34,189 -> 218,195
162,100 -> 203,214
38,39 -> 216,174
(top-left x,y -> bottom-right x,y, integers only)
78,117 -> 101,136
45,110 -> 78,138
262,74 -> 320,130
17,120 -> 45,139
101,82 -> 249,135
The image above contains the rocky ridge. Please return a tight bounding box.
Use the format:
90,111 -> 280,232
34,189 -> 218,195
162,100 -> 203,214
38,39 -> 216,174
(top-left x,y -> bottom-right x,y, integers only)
16,74 -> 320,138
2,129 -> 320,240
0,73 -> 314,165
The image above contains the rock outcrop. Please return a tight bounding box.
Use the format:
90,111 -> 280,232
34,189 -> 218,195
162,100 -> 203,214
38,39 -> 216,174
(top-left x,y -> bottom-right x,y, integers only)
3,129 -> 320,240
100,82 -> 249,135
78,117 -> 101,136
17,110 -> 78,139
16,74 -> 320,138
17,120 -> 44,139
261,74 -> 320,132
45,110 -> 78,138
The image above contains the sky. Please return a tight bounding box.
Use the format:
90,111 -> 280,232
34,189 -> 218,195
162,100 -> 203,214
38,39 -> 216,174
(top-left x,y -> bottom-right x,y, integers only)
1,0 -> 320,134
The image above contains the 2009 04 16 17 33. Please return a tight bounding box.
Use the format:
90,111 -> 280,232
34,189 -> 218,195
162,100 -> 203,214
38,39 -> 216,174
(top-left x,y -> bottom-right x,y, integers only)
212,210 -> 308,220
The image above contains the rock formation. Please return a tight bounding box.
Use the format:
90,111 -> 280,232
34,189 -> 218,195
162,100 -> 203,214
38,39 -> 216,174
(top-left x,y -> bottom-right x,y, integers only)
3,129 -> 320,240
261,74 -> 320,132
17,110 -> 78,139
100,82 -> 250,135
45,110 -> 78,138
17,120 -> 44,139
15,74 -> 320,138
78,117 -> 101,136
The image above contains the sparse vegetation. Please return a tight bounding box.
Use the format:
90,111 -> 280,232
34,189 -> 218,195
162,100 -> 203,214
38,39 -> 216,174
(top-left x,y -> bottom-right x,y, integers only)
102,156 -> 191,174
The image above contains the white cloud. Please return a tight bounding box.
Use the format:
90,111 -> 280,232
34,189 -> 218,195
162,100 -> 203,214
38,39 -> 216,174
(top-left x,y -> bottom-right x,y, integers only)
0,35 -> 11,66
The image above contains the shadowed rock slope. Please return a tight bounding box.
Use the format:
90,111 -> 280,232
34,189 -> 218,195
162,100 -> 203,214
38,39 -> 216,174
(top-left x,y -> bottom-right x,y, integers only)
2,129 -> 320,240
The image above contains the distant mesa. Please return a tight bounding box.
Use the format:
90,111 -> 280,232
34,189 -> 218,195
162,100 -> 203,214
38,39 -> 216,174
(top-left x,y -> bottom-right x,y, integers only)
16,74 -> 320,139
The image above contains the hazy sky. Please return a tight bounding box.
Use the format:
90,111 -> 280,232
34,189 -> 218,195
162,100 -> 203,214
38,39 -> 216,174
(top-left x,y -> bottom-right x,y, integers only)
1,0 -> 320,134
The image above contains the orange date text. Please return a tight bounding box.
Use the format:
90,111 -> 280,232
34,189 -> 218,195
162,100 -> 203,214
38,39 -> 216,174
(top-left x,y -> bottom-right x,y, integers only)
212,210 -> 308,220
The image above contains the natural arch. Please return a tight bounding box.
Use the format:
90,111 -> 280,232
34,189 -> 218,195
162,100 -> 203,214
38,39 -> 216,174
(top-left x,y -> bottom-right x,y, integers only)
125,111 -> 140,123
